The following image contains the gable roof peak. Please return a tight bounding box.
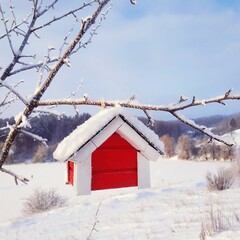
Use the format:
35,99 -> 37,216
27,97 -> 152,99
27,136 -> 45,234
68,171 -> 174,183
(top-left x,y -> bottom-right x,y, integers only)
53,106 -> 164,162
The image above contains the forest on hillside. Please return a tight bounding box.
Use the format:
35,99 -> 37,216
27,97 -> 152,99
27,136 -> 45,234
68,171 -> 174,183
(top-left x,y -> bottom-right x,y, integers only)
0,112 -> 239,164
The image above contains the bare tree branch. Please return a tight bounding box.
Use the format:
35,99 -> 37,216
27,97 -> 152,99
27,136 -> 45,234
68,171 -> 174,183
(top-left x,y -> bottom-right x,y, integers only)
20,129 -> 48,146
0,166 -> 29,184
31,1 -> 97,32
0,11 -> 32,39
0,0 -> 238,184
36,90 -> 240,146
9,58 -> 58,77
143,109 -> 154,126
0,80 -> 24,114
0,2 -> 39,81
37,91 -> 240,110
169,111 -> 232,146
0,81 -> 28,106
36,0 -> 58,18
0,4 -> 16,55
71,4 -> 112,55
168,89 -> 239,112
0,0 -> 111,169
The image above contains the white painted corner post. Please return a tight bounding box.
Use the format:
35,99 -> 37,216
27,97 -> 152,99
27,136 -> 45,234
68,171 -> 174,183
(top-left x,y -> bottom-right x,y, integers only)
137,152 -> 151,188
74,156 -> 92,195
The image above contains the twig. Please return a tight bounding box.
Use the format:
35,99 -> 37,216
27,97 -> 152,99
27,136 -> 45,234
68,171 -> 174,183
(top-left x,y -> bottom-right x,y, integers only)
66,80 -> 84,99
32,1 -> 97,31
87,200 -> 102,240
0,10 -> 32,40
9,58 -> 58,77
72,4 -> 111,55
0,166 -> 29,184
37,90 -> 240,147
1,81 -> 29,106
37,91 -> 240,111
170,111 -> 233,146
0,3 -> 15,55
0,0 -> 111,177
58,15 -> 79,57
0,1 -> 39,81
36,45 -> 56,89
36,0 -> 58,17
143,109 -> 154,126
20,129 -> 48,146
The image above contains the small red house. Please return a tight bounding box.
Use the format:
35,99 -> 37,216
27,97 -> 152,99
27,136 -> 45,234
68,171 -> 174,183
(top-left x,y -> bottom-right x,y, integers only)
53,107 -> 164,195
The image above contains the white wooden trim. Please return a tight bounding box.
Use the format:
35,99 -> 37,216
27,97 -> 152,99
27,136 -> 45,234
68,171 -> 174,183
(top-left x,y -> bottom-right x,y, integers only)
72,117 -> 125,163
72,117 -> 160,164
141,144 -> 160,161
117,123 -> 148,151
73,141 -> 96,163
74,156 -> 91,195
64,163 -> 68,184
91,117 -> 124,147
137,152 -> 151,188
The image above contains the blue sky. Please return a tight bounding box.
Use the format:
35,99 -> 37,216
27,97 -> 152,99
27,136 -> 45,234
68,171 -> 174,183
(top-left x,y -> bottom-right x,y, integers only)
71,0 -> 240,119
1,0 -> 240,120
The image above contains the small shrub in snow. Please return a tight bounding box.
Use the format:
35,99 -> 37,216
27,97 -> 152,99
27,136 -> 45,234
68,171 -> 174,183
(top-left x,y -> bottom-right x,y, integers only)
206,168 -> 234,191
23,189 -> 67,215
199,204 -> 233,240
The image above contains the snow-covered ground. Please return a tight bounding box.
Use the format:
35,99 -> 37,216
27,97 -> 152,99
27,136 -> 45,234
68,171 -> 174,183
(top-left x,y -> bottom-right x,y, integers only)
0,159 -> 240,240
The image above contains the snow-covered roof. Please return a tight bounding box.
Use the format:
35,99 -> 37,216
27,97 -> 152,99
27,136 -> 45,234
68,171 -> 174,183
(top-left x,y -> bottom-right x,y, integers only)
53,107 -> 164,162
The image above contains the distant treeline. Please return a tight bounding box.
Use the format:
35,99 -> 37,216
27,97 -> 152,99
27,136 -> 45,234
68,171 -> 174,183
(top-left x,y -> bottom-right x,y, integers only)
0,113 -> 91,163
140,112 -> 240,139
0,112 -> 240,163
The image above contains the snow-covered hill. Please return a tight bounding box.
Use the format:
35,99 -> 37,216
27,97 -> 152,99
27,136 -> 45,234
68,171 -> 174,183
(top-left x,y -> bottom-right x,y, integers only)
223,129 -> 240,146
0,159 -> 240,239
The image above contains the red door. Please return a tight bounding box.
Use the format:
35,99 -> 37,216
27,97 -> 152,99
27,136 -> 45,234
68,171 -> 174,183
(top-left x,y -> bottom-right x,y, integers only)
67,161 -> 74,185
91,133 -> 138,190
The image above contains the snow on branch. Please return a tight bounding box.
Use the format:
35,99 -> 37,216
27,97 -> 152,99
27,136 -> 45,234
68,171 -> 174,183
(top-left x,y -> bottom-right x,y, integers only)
143,109 -> 154,126
36,0 -> 58,18
58,17 -> 78,58
32,0 -> 98,32
0,79 -> 24,114
0,90 -> 16,107
20,129 -> 48,146
0,99 -> 15,114
169,111 -> 233,146
67,80 -> 84,99
0,7 -> 32,40
0,166 -> 29,185
1,81 -> 28,105
33,108 -> 62,118
37,89 -> 240,146
0,123 -> 11,132
0,0 -> 238,186
73,4 -> 112,55
9,58 -> 58,77
37,90 -> 240,111
0,0 -> 112,174
167,89 -> 240,111
35,46 -> 57,90
0,3 -> 16,55
0,2 -> 39,81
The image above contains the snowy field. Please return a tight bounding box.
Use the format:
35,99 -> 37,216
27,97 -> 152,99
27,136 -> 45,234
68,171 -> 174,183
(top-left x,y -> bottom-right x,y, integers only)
0,159 -> 240,240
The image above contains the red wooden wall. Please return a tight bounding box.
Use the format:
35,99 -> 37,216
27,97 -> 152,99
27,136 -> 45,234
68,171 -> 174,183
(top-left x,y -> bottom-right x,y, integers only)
91,133 -> 138,190
67,161 -> 74,185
